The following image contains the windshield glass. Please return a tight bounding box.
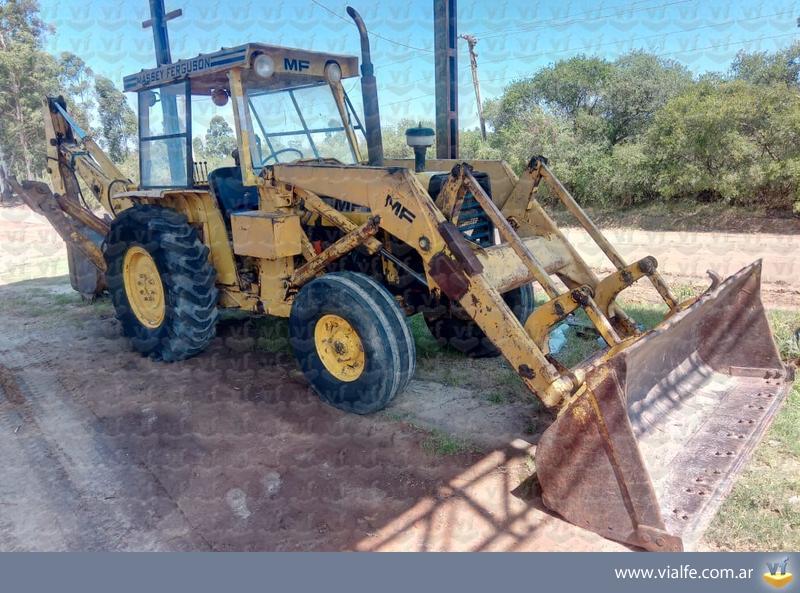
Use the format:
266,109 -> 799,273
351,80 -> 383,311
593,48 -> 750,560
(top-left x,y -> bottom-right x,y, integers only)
246,82 -> 364,167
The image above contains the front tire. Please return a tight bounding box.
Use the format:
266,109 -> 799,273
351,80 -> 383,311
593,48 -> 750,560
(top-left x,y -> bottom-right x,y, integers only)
289,272 -> 416,414
104,205 -> 219,361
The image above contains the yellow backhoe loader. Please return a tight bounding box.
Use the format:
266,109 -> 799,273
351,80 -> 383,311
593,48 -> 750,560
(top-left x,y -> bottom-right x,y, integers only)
8,7 -> 793,551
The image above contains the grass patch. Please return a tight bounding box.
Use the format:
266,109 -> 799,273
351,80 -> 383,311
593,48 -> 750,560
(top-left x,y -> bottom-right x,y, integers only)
622,301 -> 668,330
50,293 -> 82,306
705,381 -> 800,551
700,306 -> 798,550
409,314 -> 471,388
91,297 -> 114,314
422,429 -> 475,456
408,313 -> 534,403
21,304 -> 51,317
768,309 -> 800,364
485,391 -> 508,405
671,283 -> 699,303
251,316 -> 292,354
409,313 -> 445,358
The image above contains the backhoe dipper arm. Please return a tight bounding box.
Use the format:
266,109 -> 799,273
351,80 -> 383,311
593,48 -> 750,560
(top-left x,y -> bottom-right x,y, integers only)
43,97 -> 135,214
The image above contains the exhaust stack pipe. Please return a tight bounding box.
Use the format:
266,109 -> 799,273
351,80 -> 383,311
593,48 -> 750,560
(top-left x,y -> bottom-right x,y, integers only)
347,6 -> 384,166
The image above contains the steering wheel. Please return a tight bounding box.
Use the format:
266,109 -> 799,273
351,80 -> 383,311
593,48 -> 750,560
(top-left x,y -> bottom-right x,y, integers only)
261,148 -> 305,165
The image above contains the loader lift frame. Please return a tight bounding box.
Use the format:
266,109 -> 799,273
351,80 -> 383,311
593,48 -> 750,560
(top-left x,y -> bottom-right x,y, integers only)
7,6 -> 793,553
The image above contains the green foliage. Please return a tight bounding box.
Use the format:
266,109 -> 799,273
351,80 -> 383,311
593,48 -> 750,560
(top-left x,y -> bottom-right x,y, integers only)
604,52 -> 692,144
528,55 -> 612,119
203,115 -> 236,160
0,0 -> 58,179
485,47 -> 800,212
0,1 -> 136,181
94,75 -> 136,163
459,128 -> 501,160
57,52 -> 94,133
646,80 -> 800,209
381,118 -> 434,159
730,41 -> 800,87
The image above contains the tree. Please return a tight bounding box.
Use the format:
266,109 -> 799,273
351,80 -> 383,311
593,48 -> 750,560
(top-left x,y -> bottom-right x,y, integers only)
459,128 -> 501,160
0,0 -> 58,179
730,42 -> 800,87
484,78 -> 540,131
482,51 -> 697,206
646,80 -> 800,210
204,115 -> 236,159
528,56 -> 612,119
94,75 -> 136,163
58,52 -> 94,133
192,136 -> 206,160
604,52 -> 692,144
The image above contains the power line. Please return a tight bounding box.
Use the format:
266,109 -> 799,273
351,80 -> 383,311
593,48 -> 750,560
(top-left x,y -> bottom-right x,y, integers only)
381,30 -> 799,107
467,0 -> 684,38
479,30 -> 800,85
309,0 -> 433,53
476,0 -> 696,41
383,93 -> 438,107
373,0 -> 699,70
477,8 -> 798,67
380,9 -> 798,91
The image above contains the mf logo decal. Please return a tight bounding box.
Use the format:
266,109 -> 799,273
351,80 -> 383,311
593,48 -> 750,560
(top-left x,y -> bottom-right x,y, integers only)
385,195 -> 416,223
764,557 -> 793,589
284,58 -> 310,72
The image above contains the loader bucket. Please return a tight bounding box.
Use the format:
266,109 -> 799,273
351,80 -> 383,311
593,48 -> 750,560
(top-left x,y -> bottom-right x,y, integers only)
535,261 -> 794,551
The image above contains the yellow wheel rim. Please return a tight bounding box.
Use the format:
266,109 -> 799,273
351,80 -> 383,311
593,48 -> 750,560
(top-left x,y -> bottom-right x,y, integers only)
314,314 -> 365,382
123,245 -> 165,329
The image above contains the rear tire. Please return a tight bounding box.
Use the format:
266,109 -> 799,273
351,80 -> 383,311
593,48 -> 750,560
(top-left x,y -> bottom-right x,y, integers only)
289,272 -> 416,414
424,283 -> 535,358
104,205 -> 219,362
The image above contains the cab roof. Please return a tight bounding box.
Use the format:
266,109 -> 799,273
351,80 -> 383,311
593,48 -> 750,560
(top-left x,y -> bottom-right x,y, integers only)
123,43 -> 360,94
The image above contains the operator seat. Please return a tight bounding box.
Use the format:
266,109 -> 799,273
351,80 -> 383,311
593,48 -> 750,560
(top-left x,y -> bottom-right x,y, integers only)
207,166 -> 259,219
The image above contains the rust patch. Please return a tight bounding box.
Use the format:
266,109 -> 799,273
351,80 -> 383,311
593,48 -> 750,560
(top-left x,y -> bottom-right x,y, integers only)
429,252 -> 470,300
437,221 -> 483,276
518,364 -> 536,379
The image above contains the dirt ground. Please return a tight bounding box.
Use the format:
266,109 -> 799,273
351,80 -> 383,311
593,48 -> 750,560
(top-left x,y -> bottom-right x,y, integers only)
0,205 -> 797,551
0,277 -> 622,552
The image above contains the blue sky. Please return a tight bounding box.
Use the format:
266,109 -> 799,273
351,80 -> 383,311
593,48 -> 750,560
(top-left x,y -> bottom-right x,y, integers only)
39,0 -> 800,129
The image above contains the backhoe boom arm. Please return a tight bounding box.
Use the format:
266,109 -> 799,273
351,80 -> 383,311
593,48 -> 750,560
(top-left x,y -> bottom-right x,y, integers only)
43,97 -> 135,214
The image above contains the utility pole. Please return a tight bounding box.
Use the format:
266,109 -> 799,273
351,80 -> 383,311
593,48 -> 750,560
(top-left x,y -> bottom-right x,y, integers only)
433,0 -> 458,159
142,0 -> 182,67
460,34 -> 486,140
142,0 -> 185,183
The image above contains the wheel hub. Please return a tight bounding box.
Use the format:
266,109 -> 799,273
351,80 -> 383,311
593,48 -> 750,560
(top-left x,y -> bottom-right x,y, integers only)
314,314 -> 365,382
123,245 -> 165,329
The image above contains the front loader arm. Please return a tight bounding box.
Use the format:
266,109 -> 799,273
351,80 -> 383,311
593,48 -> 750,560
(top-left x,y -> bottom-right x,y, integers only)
272,162 -> 574,407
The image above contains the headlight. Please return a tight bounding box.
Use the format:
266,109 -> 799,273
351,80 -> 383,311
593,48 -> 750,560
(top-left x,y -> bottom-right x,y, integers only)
211,88 -> 229,106
324,61 -> 342,83
253,54 -> 275,78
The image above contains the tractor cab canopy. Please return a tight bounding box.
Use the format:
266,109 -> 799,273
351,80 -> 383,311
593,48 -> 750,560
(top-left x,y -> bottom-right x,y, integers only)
124,44 -> 365,189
